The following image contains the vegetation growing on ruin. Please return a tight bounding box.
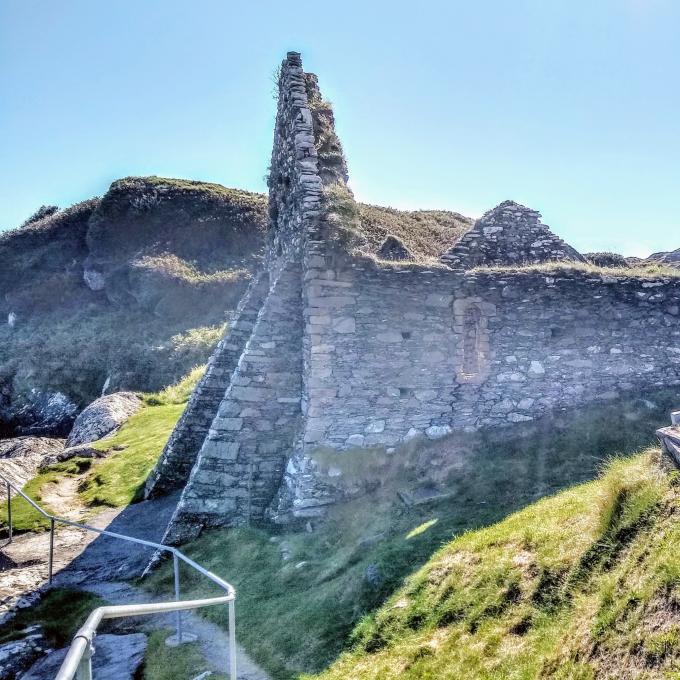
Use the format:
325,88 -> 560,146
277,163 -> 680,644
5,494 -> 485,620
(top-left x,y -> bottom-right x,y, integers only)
358,203 -> 472,260
470,261 -> 680,279
323,183 -> 473,264
145,391 -> 679,679
309,451 -> 679,680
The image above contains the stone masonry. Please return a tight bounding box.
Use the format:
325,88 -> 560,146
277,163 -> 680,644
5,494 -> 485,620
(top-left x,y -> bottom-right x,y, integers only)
155,51 -> 680,542
441,200 -> 585,269
145,271 -> 270,498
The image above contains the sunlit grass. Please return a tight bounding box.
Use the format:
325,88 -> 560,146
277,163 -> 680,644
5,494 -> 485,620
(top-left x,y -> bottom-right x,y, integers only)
306,451 -> 680,680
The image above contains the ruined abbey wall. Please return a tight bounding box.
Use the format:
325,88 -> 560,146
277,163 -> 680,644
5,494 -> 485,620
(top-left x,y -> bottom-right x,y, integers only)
155,52 -> 680,542
273,254 -> 680,518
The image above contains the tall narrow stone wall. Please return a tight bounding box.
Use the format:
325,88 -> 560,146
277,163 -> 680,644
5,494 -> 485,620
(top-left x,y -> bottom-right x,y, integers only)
144,272 -> 270,498
160,51 -> 346,542
163,263 -> 303,544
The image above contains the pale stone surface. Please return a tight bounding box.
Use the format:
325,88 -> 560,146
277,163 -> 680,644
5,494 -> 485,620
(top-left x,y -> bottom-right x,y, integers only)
66,392 -> 141,447
0,437 -> 64,494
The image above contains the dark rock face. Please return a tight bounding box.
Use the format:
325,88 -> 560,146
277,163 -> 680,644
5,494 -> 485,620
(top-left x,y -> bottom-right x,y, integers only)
21,633 -> 147,680
66,391 -> 141,447
0,627 -> 48,680
10,391 -> 78,437
377,235 -> 412,261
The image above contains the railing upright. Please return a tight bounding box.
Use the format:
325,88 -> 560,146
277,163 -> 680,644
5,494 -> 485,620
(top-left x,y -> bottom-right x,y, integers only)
48,517 -> 55,584
5,481 -> 12,543
173,552 -> 183,643
229,599 -> 237,680
0,472 -> 237,680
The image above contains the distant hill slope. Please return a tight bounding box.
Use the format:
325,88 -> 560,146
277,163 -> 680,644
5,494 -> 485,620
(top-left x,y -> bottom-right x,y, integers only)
309,451 -> 680,680
648,248 -> 680,266
356,203 -> 473,259
0,176 -> 267,434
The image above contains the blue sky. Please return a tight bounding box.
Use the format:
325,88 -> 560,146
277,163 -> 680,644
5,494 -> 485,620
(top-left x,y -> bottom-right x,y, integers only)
1,0 -> 678,256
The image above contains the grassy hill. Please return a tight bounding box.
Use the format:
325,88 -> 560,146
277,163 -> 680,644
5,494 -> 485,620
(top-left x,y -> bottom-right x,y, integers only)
0,177 -> 266,433
145,391 -> 679,680
308,450 -> 680,680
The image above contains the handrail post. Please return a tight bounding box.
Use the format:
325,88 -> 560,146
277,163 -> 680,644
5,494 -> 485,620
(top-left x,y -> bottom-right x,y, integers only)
173,552 -> 183,643
48,517 -> 55,584
6,482 -> 12,544
76,640 -> 93,680
228,599 -> 237,680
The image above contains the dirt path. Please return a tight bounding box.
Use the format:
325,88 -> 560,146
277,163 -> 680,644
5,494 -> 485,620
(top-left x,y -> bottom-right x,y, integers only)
0,507 -> 121,619
1,489 -> 271,680
38,475 -> 87,521
84,580 -> 270,680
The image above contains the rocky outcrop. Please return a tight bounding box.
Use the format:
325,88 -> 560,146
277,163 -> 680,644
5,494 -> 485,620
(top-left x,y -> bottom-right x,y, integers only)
377,235 -> 412,261
0,626 -> 48,680
584,251 -> 630,268
648,248 -> 680,267
9,391 -> 78,438
21,633 -> 147,680
0,179 -> 267,433
0,437 -> 64,493
66,392 -> 141,448
39,442 -> 109,469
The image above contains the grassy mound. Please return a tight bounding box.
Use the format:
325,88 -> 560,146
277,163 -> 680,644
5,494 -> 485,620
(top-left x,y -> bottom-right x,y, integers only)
309,451 -> 679,680
0,177 -> 265,426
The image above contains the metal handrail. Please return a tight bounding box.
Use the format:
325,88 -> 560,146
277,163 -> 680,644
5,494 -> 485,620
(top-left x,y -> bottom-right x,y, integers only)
1,473 -> 237,680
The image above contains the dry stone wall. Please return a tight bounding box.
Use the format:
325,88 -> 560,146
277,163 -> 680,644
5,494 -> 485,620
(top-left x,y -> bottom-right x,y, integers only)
441,200 -> 585,269
145,272 -> 270,498
157,50 -> 680,541
163,263 -> 303,544
273,260 -> 680,520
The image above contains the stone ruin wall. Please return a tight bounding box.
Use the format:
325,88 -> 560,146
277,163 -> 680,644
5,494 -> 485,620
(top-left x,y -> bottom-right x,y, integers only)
441,200 -> 585,269
274,254 -> 680,519
145,272 -> 271,498
155,51 -> 680,541
160,51 -> 347,542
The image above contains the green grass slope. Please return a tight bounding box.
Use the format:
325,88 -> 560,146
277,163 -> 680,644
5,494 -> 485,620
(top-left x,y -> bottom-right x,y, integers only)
308,451 -> 680,680
0,368 -> 202,534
